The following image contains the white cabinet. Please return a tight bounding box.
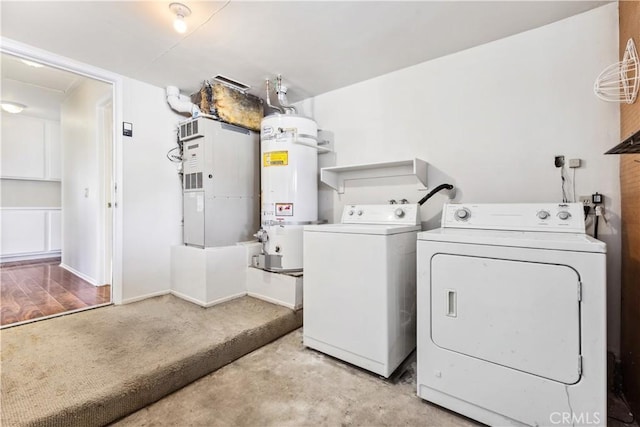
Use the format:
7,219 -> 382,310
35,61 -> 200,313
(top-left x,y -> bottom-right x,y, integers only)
1,114 -> 46,179
0,208 -> 61,261
47,121 -> 62,180
1,114 -> 61,181
48,210 -> 62,251
1,210 -> 46,254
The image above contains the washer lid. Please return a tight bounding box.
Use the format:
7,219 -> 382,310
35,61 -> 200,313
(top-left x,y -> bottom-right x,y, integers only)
417,228 -> 606,253
304,223 -> 421,235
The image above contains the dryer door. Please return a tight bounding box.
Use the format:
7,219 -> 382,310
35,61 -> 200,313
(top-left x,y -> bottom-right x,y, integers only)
431,254 -> 581,384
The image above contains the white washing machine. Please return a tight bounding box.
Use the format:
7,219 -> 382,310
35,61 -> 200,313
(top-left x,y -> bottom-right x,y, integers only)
417,203 -> 607,426
303,204 -> 421,377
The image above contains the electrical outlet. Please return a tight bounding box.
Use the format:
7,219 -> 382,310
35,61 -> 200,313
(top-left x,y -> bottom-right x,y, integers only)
555,155 -> 565,168
579,196 -> 593,206
569,158 -> 581,168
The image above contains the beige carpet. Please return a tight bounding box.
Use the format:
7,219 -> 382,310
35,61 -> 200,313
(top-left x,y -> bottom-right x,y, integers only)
0,295 -> 302,427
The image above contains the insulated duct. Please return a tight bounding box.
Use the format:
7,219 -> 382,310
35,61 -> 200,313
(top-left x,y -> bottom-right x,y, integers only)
166,86 -> 201,117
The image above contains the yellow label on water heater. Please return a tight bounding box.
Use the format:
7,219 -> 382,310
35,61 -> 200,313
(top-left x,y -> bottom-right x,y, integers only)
263,151 -> 288,167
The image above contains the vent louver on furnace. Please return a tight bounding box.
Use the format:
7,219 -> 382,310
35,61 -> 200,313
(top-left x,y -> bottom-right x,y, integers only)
179,119 -> 203,142
184,172 -> 203,190
605,129 -> 640,154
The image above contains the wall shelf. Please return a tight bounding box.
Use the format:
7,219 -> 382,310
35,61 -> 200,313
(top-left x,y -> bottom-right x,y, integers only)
321,158 -> 427,194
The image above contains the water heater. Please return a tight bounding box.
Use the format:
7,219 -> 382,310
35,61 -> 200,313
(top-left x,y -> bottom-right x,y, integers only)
180,117 -> 259,248
255,114 -> 318,271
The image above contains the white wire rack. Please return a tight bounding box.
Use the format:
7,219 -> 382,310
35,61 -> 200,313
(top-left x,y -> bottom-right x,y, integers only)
594,38 -> 639,104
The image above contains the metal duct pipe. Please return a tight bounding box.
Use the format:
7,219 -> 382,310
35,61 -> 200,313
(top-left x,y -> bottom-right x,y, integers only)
265,79 -> 284,114
166,86 -> 201,116
275,75 -> 296,114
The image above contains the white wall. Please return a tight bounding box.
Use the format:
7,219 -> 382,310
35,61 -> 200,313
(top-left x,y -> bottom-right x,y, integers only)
61,79 -> 111,284
297,4 -> 622,353
120,78 -> 184,303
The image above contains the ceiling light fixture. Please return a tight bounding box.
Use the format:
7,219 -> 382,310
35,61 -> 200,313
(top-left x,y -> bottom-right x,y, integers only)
170,2 -> 191,34
20,59 -> 44,68
1,102 -> 27,114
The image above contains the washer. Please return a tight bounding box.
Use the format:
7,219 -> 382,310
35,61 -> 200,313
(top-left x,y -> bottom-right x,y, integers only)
417,203 -> 607,426
303,204 -> 421,377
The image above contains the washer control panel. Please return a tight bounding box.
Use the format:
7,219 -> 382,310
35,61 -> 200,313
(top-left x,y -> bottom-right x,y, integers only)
342,204 -> 420,225
442,203 -> 585,233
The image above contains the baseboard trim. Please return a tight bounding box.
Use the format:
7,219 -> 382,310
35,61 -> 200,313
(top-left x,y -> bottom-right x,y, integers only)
247,292 -> 298,310
59,263 -> 98,286
121,290 -> 171,305
170,290 -> 247,307
169,290 -> 207,307
0,251 -> 61,263
202,292 -> 247,307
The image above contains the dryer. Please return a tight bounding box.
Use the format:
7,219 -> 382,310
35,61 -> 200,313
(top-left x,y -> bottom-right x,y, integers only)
417,203 -> 606,426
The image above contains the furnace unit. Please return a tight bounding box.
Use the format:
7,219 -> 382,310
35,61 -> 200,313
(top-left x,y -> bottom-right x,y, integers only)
179,117 -> 259,248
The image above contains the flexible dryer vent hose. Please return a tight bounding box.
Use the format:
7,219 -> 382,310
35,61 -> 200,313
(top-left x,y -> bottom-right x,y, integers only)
418,183 -> 455,206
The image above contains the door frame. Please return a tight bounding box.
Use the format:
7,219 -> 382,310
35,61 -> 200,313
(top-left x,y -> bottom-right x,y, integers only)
97,96 -> 113,288
1,37 -> 124,304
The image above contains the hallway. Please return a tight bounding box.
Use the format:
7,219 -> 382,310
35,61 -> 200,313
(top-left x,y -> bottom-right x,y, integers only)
0,258 -> 110,326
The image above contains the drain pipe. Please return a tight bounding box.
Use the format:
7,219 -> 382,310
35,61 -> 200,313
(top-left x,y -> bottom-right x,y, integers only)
166,86 -> 201,117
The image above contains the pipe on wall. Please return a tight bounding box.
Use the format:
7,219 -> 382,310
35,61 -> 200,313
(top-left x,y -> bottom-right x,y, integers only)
166,86 -> 200,116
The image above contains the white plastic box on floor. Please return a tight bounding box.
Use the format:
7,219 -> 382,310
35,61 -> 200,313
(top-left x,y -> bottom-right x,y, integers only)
170,244 -> 247,307
170,242 -> 303,310
246,267 -> 303,310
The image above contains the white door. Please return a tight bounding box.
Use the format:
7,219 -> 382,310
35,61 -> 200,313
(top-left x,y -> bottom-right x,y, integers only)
431,254 -> 581,384
101,100 -> 113,286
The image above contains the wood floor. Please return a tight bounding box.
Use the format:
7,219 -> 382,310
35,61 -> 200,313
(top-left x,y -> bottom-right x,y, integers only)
0,258 -> 111,326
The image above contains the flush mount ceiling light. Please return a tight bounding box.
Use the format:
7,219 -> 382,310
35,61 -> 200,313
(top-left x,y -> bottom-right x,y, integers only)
20,59 -> 44,68
1,101 -> 27,114
170,2 -> 191,34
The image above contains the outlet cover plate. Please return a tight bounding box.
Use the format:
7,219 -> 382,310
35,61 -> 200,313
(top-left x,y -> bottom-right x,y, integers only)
579,196 -> 593,206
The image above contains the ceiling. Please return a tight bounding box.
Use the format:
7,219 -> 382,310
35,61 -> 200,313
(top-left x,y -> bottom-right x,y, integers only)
1,53 -> 85,120
1,1 -> 610,102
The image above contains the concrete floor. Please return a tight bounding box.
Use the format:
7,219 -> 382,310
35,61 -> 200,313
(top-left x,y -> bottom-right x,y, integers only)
116,328 -> 639,427
115,329 -> 478,427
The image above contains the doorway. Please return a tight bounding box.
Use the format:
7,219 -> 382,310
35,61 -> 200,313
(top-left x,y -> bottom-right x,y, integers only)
0,51 -> 116,327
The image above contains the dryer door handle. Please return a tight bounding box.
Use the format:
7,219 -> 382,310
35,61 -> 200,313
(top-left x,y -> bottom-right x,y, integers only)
446,289 -> 457,318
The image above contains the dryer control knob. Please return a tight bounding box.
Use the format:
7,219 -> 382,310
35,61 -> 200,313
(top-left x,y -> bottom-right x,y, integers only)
348,210 -> 355,216
455,208 -> 470,221
357,210 -> 363,216
537,210 -> 550,220
394,208 -> 405,218
558,211 -> 571,220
